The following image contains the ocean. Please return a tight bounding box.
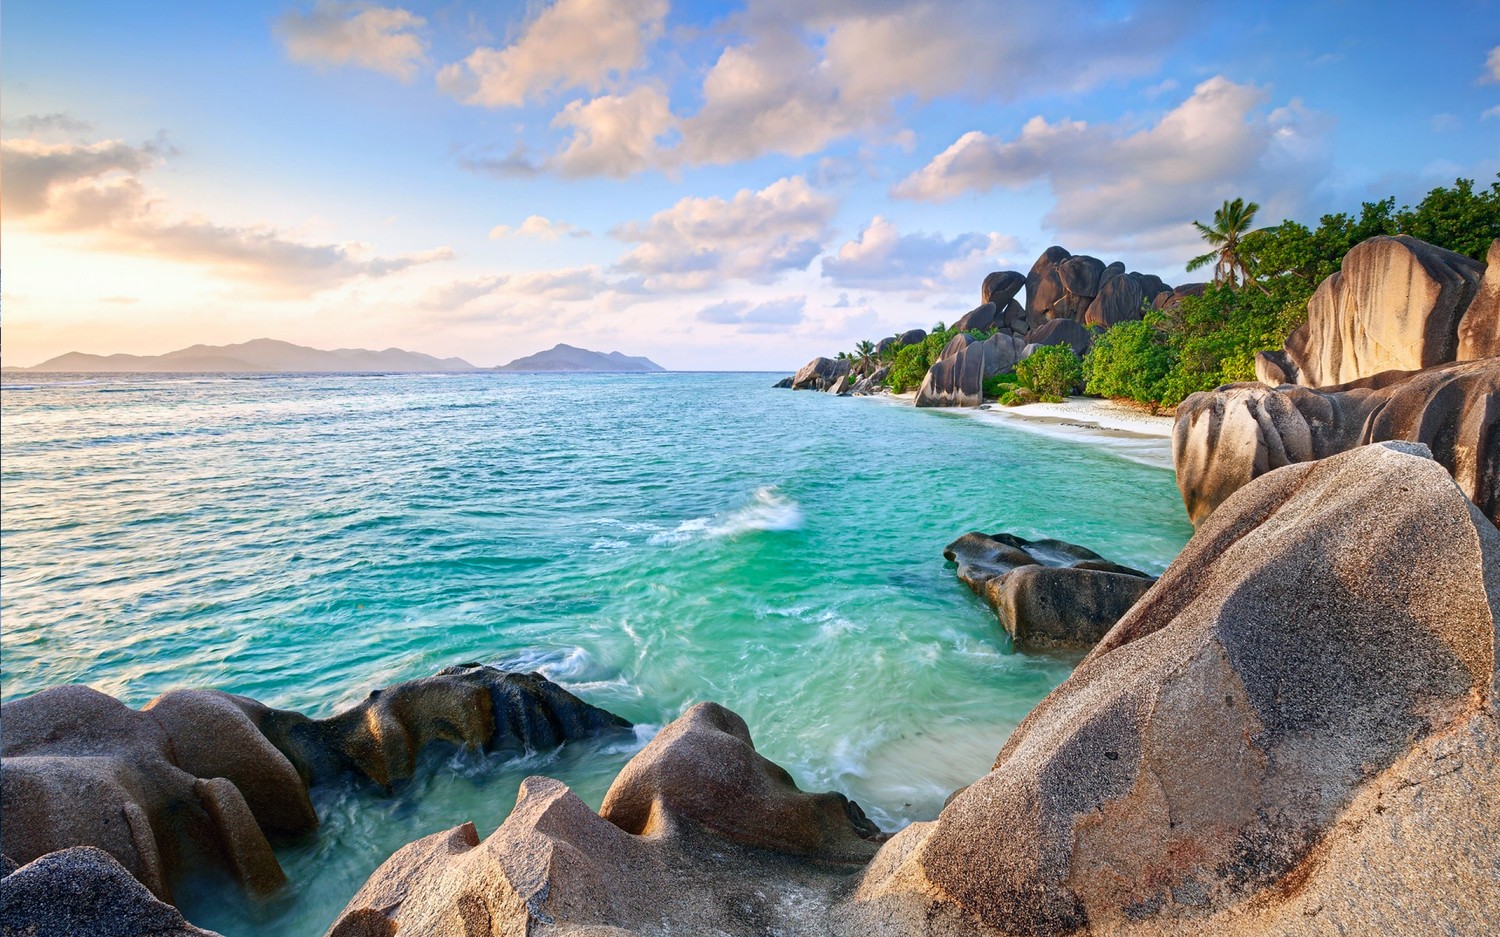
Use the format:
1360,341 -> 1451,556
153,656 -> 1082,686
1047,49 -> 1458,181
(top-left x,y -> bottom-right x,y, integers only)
0,371 -> 1193,935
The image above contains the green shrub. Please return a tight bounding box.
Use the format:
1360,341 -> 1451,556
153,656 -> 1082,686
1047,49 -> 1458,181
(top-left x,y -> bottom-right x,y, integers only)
1156,280 -> 1310,406
1015,345 -> 1083,400
982,372 -> 1018,397
1083,314 -> 1176,406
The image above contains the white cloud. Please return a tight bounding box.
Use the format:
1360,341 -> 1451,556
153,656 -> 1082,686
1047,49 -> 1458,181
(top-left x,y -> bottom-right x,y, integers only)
611,176 -> 837,290
276,2 -> 428,81
669,0 -> 1196,166
550,87 -> 676,178
1487,45 -> 1500,82
438,0 -> 666,107
2,137 -> 451,294
1483,105 -> 1500,121
821,216 -> 1016,292
489,214 -> 587,240
697,296 -> 806,332
892,77 -> 1333,257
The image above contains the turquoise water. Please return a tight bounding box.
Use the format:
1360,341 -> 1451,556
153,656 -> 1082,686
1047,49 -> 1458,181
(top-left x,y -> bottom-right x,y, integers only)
0,372 -> 1193,935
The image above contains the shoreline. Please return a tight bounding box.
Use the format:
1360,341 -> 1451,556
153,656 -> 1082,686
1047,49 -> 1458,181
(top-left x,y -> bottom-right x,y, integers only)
868,392 -> 1178,471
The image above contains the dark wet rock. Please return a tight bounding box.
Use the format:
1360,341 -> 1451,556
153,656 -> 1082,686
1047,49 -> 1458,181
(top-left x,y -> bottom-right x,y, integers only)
791,356 -> 850,391
1457,239 -> 1499,361
238,664 -> 632,788
898,328 -> 928,347
1083,273 -> 1146,329
1000,298 -> 1028,333
1098,260 -> 1125,288
1023,318 -> 1093,358
0,847 -> 221,937
1257,236 -> 1485,387
772,376 -> 793,388
1025,246 -> 1071,320
0,665 -> 630,908
981,270 -> 1025,306
327,705 -> 881,937
843,441 -> 1500,936
916,333 -> 1025,408
951,302 -> 999,333
944,532 -> 1153,650
1174,357 -> 1500,526
1132,271 -> 1171,305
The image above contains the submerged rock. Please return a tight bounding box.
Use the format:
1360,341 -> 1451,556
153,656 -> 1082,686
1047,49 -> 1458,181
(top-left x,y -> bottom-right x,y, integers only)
945,532 -> 1154,650
0,847 -> 221,937
1257,235 -> 1487,387
772,376 -> 793,388
843,441 -> 1500,936
0,665 -> 629,907
1174,357 -> 1499,526
327,704 -> 881,936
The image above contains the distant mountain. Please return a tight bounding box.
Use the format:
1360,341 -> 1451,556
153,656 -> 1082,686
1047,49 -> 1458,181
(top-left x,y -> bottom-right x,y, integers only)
494,343 -> 665,372
27,339 -> 476,373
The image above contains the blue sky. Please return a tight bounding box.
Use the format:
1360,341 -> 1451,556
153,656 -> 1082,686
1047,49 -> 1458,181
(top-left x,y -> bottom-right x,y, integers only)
4,0 -> 1497,369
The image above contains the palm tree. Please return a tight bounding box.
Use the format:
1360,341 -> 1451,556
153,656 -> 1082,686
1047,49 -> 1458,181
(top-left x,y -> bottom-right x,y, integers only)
1187,198 -> 1260,288
855,340 -> 876,372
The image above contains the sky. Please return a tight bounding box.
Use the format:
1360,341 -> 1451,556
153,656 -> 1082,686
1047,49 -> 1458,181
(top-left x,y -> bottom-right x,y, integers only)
3,1 -> 1498,370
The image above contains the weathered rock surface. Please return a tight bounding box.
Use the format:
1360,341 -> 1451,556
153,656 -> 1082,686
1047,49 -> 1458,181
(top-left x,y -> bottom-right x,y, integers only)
1152,281 -> 1207,311
1458,238 -> 1500,361
850,366 -> 889,396
840,441 -> 1500,936
945,532 -> 1154,650
951,301 -> 999,333
1174,357 -> 1499,526
898,328 -> 928,347
1258,235 -> 1486,387
771,376 -> 793,388
1083,272 -> 1146,329
981,270 -> 1026,307
1025,246 -> 1072,320
791,356 -> 850,391
1,665 -> 629,908
1024,317 -> 1093,358
326,704 -> 882,937
0,847 -> 221,937
916,333 -> 1025,408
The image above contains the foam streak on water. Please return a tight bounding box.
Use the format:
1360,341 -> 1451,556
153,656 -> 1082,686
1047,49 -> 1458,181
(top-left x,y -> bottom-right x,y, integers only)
0,371 -> 1193,935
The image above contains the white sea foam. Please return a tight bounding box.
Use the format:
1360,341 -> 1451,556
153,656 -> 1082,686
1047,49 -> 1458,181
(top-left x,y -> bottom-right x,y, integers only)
650,486 -> 804,544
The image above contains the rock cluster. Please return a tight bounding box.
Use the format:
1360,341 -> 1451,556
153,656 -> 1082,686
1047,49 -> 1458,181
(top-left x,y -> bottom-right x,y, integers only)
915,332 -> 1025,407
842,441 -> 1500,936
326,702 -> 883,936
944,532 -> 1155,649
1175,357 -> 1500,526
787,246 -> 1174,404
323,442 -> 1500,937
790,356 -> 850,391
0,665 -> 629,905
1256,235 -> 1491,387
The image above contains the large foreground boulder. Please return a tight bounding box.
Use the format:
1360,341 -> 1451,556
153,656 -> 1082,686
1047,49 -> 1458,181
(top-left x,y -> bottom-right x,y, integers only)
916,333 -> 1025,408
945,532 -> 1154,650
839,441 -> 1500,936
1256,235 -> 1487,387
0,847 -> 221,937
1174,356 -> 1499,526
326,704 -> 882,936
1,665 -> 629,906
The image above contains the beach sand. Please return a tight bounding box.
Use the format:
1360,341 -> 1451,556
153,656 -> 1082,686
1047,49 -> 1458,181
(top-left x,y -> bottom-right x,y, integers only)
878,393 -> 1177,470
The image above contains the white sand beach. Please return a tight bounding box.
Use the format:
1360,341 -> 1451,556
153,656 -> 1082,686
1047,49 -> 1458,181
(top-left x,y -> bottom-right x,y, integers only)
876,392 -> 1177,470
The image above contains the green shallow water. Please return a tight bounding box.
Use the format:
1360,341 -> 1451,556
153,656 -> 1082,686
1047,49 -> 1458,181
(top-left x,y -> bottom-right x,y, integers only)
0,371 -> 1193,935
